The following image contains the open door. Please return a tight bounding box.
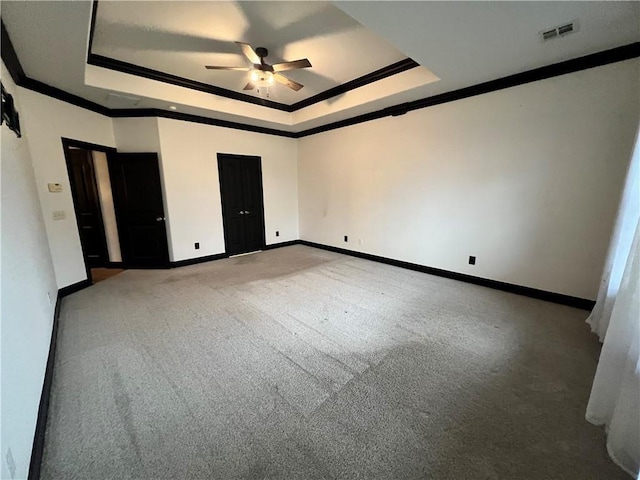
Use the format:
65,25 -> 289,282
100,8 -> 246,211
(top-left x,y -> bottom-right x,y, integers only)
65,148 -> 110,268
108,152 -> 170,268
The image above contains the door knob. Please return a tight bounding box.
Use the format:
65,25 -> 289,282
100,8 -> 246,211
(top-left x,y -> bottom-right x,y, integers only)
156,217 -> 165,222
239,211 -> 245,215
244,211 -> 251,214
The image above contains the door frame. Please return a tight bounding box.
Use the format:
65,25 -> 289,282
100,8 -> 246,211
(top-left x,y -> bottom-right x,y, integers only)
217,153 -> 266,255
61,137 -> 118,284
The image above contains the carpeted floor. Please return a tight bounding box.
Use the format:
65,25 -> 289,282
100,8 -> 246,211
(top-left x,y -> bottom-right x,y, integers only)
42,245 -> 626,479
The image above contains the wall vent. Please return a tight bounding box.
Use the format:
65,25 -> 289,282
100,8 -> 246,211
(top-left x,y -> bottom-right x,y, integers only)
540,20 -> 579,42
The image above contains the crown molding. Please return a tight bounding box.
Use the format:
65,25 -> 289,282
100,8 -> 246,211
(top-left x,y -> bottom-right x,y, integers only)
2,15 -> 638,139
288,58 -> 418,111
297,42 -> 640,137
22,77 -> 112,116
109,108 -> 297,138
1,20 -> 26,84
88,53 -> 293,112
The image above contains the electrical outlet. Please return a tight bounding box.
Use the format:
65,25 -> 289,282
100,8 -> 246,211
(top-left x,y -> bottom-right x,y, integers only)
358,238 -> 363,245
6,448 -> 16,479
276,231 -> 280,237
194,242 -> 200,250
469,256 -> 476,265
52,210 -> 65,220
344,235 -> 348,242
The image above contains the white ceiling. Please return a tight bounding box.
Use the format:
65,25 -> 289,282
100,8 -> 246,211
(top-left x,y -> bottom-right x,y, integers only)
336,1 -> 640,95
2,1 -> 638,132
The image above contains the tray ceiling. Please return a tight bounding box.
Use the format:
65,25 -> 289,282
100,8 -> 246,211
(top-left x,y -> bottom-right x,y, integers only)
1,1 -> 638,133
91,1 -> 415,106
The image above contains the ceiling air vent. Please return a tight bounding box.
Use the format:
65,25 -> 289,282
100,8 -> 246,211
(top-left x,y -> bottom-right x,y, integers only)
540,20 -> 579,42
558,23 -> 575,35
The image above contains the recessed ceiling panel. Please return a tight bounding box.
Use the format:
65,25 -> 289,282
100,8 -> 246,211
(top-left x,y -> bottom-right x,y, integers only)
91,1 -> 414,105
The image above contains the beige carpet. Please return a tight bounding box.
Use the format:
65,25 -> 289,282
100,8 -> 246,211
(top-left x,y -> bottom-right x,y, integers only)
42,245 -> 625,479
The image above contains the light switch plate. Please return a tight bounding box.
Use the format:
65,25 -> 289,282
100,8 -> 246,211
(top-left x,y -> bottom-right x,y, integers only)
52,210 -> 66,220
48,183 -> 63,193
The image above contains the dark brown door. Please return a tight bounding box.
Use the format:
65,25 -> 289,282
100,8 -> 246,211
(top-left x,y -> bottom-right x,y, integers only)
108,153 -> 170,268
66,149 -> 109,267
217,154 -> 266,255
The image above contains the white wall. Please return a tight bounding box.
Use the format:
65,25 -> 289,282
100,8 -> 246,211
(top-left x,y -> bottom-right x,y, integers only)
93,151 -> 122,262
156,118 -> 299,261
114,117 -> 299,262
298,59 -> 640,300
1,62 -> 58,480
112,117 -> 161,152
17,89 -> 116,288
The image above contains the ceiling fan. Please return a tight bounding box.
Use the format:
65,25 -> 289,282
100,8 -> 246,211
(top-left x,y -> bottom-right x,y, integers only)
205,42 -> 312,92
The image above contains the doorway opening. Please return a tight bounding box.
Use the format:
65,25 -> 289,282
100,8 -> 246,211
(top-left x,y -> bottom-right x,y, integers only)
63,139 -> 171,282
62,139 -> 124,284
217,153 -> 266,256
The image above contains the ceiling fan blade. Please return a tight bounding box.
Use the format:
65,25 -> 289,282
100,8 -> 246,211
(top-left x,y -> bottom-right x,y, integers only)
274,73 -> 303,91
272,59 -> 312,72
205,66 -> 250,71
236,42 -> 261,64
243,81 -> 256,91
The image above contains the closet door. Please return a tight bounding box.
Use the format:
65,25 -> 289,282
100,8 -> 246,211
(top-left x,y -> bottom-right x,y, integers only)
217,154 -> 266,255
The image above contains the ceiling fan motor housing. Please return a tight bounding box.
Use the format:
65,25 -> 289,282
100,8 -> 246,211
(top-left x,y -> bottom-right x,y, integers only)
254,47 -> 273,71
255,47 -> 269,60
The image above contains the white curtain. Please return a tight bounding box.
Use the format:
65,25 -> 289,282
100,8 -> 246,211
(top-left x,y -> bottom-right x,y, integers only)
586,127 -> 640,478
588,129 -> 639,340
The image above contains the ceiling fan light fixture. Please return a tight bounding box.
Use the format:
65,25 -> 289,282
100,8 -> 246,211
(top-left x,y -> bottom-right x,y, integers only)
250,69 -> 274,87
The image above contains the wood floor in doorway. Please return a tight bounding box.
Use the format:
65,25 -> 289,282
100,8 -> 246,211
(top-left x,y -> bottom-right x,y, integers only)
91,268 -> 125,283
